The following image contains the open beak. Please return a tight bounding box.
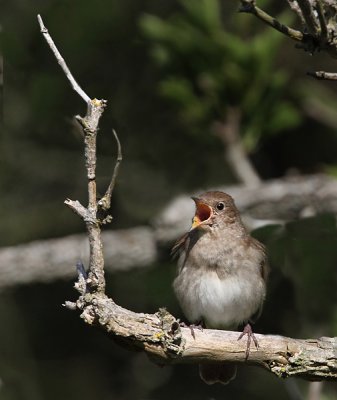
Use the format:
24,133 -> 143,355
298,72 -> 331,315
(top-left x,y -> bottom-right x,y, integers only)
190,197 -> 213,230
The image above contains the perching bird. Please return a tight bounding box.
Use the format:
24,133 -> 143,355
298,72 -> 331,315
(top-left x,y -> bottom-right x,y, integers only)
172,191 -> 268,384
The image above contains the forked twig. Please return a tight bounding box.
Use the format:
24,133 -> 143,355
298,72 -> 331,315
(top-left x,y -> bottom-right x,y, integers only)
239,0 -> 337,79
37,14 -> 116,293
98,129 -> 123,211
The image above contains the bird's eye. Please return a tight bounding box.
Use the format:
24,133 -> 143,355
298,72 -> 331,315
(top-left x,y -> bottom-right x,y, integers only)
216,202 -> 225,211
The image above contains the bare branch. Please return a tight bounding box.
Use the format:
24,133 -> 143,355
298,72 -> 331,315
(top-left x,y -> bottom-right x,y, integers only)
296,0 -> 320,36
37,15 -> 91,104
239,1 -> 337,61
38,15 -> 109,294
98,129 -> 123,211
76,295 -> 337,381
315,0 -> 329,41
0,227 -> 156,289
239,1 -> 304,42
64,199 -> 87,219
74,102 -> 107,212
286,0 -> 306,25
307,70 -> 337,79
213,108 -> 261,188
308,381 -> 324,400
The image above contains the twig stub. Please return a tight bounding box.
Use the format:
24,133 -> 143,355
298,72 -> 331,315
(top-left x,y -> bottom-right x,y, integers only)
98,129 -> 123,212
307,70 -> 337,80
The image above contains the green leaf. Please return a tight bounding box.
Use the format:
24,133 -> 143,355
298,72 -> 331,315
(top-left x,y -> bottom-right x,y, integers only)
267,102 -> 302,134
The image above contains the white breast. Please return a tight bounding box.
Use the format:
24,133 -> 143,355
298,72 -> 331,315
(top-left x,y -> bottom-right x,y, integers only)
173,224 -> 266,329
173,265 -> 265,329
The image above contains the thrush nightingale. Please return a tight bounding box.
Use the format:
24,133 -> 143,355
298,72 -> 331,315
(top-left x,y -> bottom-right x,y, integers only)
172,191 -> 268,384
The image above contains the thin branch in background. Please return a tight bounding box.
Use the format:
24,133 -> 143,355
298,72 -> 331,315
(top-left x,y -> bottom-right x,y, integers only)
284,379 -> 305,400
213,108 -> 261,188
286,0 -> 306,25
0,53 -> 3,128
98,129 -> 123,211
302,94 -> 337,128
296,0 -> 320,35
315,0 -> 329,41
307,381 -> 323,400
307,70 -> 337,80
239,0 -> 337,61
239,1 -> 304,42
37,14 -> 91,104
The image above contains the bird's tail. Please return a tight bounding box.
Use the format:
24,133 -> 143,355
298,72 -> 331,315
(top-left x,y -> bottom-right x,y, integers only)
199,363 -> 237,385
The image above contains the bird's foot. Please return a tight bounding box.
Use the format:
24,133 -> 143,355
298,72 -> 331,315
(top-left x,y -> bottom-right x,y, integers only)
180,320 -> 204,339
237,323 -> 259,360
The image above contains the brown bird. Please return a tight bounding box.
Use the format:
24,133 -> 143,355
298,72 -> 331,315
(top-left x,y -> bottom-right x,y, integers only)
172,191 -> 268,385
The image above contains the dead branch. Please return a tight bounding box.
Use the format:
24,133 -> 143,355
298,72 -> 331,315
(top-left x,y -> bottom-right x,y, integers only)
98,130 -> 123,212
297,0 -> 320,36
307,71 -> 337,80
37,15 -> 337,383
239,1 -> 304,42
71,294 -> 337,381
38,14 -> 109,294
37,15 -> 90,103
239,0 -> 337,77
286,0 -> 306,25
308,381 -> 324,400
0,228 -> 156,288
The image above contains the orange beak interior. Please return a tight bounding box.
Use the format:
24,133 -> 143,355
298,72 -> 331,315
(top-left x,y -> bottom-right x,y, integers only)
191,202 -> 212,229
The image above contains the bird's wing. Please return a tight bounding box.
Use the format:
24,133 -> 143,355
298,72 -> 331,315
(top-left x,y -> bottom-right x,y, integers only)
171,232 -> 189,259
251,237 -> 269,282
249,238 -> 269,324
260,256 -> 269,283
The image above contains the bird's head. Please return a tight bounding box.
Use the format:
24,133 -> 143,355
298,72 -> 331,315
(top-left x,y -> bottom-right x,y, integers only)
190,191 -> 239,232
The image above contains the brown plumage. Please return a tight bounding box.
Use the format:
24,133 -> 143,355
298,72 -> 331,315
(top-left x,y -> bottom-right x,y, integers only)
172,191 -> 268,384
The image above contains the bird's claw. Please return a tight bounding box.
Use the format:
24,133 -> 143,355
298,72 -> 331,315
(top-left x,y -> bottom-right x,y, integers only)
179,321 -> 204,339
237,323 -> 259,360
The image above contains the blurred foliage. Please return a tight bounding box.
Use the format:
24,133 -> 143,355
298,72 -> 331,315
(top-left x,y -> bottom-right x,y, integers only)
253,215 -> 337,337
140,0 -> 302,151
3,0 -> 337,245
1,0 -> 337,399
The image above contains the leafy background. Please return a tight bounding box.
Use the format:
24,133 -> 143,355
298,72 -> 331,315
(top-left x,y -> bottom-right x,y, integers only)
1,0 -> 337,399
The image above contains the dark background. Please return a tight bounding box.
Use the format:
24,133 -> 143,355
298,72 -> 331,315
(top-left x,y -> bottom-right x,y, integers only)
1,1 -> 337,399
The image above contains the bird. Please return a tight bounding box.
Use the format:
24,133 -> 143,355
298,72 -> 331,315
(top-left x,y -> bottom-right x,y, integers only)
172,191 -> 268,385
